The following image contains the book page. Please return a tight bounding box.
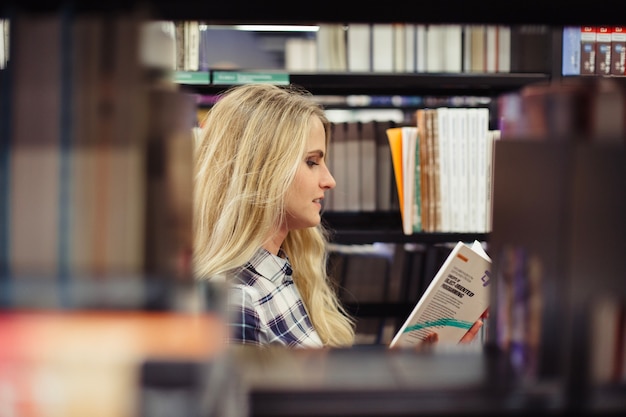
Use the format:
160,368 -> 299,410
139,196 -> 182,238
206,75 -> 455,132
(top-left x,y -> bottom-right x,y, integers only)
390,240 -> 491,348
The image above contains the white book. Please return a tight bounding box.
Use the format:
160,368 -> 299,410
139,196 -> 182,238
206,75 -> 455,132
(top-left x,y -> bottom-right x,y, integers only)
393,23 -> 406,72
285,38 -> 317,72
485,25 -> 497,73
426,24 -> 444,72
443,24 -> 463,73
347,23 -> 371,72
484,129 -> 499,232
447,108 -> 461,232
466,108 -> 480,232
390,240 -> 491,348
185,20 -> 200,71
497,25 -> 511,72
317,24 -> 347,71
436,108 -> 451,232
416,24 -> 427,73
372,23 -> 394,72
401,127 -> 418,235
455,108 -> 469,232
475,108 -> 490,233
404,23 -> 416,72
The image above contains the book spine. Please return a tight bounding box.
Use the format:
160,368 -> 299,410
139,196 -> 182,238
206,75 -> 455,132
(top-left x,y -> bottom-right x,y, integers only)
595,26 -> 612,76
580,26 -> 597,75
561,26 -> 581,76
611,26 -> 626,76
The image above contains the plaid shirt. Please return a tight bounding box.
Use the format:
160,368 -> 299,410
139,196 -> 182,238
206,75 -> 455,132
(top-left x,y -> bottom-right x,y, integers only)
227,248 -> 324,348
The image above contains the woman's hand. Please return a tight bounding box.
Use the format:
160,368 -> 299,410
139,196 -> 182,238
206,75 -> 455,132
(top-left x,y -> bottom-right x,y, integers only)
459,318 -> 483,343
459,308 -> 489,344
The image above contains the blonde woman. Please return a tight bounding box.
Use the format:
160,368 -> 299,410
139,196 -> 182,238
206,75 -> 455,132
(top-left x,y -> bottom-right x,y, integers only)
194,83 -> 355,347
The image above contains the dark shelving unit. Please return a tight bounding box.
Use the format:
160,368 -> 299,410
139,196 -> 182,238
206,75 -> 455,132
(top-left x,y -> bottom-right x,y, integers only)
322,211 -> 489,244
182,72 -> 550,96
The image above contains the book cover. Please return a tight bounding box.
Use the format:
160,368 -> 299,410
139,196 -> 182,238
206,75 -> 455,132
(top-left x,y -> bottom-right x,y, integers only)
389,240 -> 491,348
611,26 -> 626,76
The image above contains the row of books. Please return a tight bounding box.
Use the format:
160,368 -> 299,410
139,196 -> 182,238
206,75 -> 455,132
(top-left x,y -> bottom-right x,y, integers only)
562,26 -> 626,76
310,23 -> 514,74
1,13 -> 195,298
171,21 -> 551,75
387,108 -> 499,235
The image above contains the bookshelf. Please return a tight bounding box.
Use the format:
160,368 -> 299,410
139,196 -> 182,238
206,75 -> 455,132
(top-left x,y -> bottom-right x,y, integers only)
181,71 -> 549,96
1,2 -> 625,416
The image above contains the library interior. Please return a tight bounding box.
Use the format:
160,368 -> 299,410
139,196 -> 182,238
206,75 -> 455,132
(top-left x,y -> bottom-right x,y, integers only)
1,1 -> 625,416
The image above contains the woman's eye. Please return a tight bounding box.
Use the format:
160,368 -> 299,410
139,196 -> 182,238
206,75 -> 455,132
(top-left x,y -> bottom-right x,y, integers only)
306,159 -> 320,167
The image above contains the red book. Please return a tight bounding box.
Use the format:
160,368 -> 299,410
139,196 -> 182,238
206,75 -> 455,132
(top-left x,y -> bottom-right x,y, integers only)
611,26 -> 626,76
595,26 -> 612,75
580,26 -> 597,75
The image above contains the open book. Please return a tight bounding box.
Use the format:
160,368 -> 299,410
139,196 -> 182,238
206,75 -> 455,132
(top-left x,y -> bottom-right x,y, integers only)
389,240 -> 491,348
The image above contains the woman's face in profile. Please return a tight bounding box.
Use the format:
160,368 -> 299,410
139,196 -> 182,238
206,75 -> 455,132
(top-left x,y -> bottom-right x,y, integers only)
284,116 -> 336,231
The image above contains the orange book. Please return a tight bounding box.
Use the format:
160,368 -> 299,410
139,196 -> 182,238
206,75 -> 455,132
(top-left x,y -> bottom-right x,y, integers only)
386,127 -> 404,220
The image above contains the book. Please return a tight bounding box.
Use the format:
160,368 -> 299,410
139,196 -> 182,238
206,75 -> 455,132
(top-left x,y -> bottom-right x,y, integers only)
496,25 -> 511,73
610,26 -> 626,76
595,26 -> 612,76
561,26 -> 581,76
372,23 -> 394,72
375,120 -> 395,211
401,126 -> 418,235
316,24 -> 347,72
510,25 -> 551,73
389,240 -> 491,348
347,23 -> 371,72
580,26 -> 597,75
359,121 -> 377,212
386,126 -> 404,220
467,24 -> 486,73
329,121 -> 348,211
345,121 -> 361,211
415,109 -> 430,231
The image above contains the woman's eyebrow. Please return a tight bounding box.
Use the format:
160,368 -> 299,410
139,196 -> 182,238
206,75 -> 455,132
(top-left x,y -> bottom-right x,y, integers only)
307,149 -> 325,157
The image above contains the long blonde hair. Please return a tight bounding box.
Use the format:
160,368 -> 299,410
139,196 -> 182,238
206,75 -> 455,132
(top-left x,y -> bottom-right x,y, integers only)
193,84 -> 355,347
